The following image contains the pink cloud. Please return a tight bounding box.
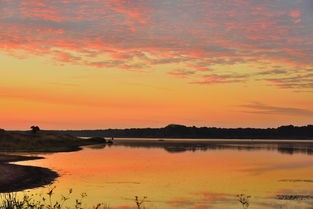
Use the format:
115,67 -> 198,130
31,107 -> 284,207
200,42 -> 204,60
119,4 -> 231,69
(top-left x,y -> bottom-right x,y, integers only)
289,9 -> 302,24
167,69 -> 196,78
191,74 -> 248,85
109,0 -> 151,25
19,0 -> 66,22
0,0 -> 312,88
289,9 -> 301,19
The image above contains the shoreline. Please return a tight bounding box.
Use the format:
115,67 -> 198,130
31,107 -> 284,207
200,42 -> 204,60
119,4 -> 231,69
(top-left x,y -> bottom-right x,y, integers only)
114,138 -> 313,142
0,154 -> 59,193
0,132 -> 106,193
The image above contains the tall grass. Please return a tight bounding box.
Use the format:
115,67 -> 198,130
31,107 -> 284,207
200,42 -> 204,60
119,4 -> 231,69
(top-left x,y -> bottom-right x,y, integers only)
0,187 -> 144,209
237,194 -> 251,209
1,189 -> 299,209
0,187 -> 89,209
134,196 -> 147,209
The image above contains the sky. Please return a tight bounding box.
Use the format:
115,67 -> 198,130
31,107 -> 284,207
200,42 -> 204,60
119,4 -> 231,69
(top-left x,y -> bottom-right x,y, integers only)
0,0 -> 313,130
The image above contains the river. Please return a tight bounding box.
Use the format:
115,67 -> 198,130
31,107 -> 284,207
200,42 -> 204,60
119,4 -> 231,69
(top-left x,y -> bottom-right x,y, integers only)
15,139 -> 313,209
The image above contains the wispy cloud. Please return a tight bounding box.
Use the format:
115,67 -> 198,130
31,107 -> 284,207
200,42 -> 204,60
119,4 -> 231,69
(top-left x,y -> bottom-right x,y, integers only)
167,69 -> 196,78
190,73 -> 249,85
265,71 -> 313,89
240,102 -> 313,116
256,69 -> 288,76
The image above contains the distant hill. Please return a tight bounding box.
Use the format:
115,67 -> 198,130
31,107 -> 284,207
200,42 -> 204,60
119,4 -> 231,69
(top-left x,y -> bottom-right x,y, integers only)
24,124 -> 313,139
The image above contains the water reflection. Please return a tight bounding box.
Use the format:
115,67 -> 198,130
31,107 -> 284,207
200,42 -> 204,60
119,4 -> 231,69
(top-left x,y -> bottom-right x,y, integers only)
14,139 -> 313,209
110,139 -> 313,155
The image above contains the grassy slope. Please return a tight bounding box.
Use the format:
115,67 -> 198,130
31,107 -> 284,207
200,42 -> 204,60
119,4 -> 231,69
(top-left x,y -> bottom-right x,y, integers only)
0,132 -> 105,152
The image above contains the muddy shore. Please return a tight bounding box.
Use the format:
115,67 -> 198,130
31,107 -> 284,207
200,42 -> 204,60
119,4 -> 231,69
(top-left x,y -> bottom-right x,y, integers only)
0,154 -> 58,193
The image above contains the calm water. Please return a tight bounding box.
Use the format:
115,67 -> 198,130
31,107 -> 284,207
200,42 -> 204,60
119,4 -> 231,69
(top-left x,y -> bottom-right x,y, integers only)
15,139 -> 313,209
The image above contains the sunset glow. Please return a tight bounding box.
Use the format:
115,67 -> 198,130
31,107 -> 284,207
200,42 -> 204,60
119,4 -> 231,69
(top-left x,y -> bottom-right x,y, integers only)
1,0 -> 313,129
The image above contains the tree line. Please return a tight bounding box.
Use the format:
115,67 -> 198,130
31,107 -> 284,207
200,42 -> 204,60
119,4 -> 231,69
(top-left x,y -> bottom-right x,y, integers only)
39,124 -> 313,139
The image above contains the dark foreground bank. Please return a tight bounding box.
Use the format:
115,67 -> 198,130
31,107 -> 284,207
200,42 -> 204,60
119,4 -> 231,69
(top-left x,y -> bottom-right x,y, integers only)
0,155 -> 58,193
0,131 -> 106,193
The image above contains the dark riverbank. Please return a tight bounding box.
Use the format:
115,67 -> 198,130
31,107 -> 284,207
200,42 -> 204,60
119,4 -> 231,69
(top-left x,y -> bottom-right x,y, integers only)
0,155 -> 58,193
0,131 -> 106,193
0,131 -> 106,152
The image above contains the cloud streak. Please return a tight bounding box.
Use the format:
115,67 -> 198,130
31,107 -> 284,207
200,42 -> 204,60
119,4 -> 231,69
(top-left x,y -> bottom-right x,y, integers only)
240,102 -> 313,117
191,73 -> 248,85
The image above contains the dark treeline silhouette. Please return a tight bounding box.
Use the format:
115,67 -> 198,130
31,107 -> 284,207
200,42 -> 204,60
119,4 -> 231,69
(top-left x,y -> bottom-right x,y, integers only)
37,124 -> 313,139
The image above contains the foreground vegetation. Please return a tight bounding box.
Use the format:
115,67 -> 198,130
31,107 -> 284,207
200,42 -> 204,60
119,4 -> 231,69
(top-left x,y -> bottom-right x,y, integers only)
0,188 -> 307,209
0,187 -> 118,209
0,187 -> 89,209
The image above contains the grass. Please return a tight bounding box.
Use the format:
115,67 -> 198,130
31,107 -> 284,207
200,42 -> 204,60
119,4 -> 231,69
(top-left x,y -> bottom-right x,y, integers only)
0,187 -> 93,209
0,186 -> 147,209
0,188 -> 299,209
2,189 -> 308,209
237,194 -> 251,209
0,132 -> 106,152
134,196 -> 147,209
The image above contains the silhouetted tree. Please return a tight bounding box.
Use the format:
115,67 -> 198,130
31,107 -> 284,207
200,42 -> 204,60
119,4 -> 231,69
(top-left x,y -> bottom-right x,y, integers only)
31,126 -> 40,134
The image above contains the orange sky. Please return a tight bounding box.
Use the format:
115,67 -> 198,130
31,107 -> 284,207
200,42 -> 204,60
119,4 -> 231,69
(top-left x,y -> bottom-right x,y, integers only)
0,0 -> 312,130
